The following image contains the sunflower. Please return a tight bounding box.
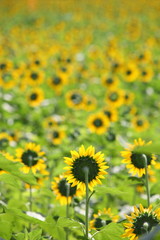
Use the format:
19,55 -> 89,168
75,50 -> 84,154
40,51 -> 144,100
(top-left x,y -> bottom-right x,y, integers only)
121,138 -> 156,177
48,74 -> 67,93
0,132 -> 13,150
0,71 -> 17,89
87,112 -> 110,134
0,60 -> 12,72
135,50 -> 151,64
132,116 -> 149,132
139,67 -> 153,82
122,63 -> 139,82
64,145 -> 109,191
51,175 -> 84,205
84,95 -> 97,111
27,88 -> 44,107
28,56 -> 46,69
48,128 -> 66,145
103,106 -> 118,122
122,204 -> 160,240
15,142 -> 46,174
101,75 -> 119,89
27,70 -> 44,86
110,59 -> 123,73
123,91 -> 135,105
65,89 -> 86,110
106,89 -> 124,108
43,116 -> 58,129
90,208 -> 119,230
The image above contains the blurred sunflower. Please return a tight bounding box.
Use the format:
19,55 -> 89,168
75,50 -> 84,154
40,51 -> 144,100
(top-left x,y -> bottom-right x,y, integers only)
132,116 -> 149,132
48,74 -> 67,94
110,59 -> 123,73
139,67 -> 153,82
65,89 -> 86,110
27,70 -> 44,86
90,208 -> 119,230
123,91 -> 135,105
0,60 -> 12,72
121,138 -> 156,177
51,175 -> 84,205
48,128 -> 66,145
0,132 -> 13,150
8,130 -> 21,144
101,75 -> 119,89
84,95 -> 97,111
135,50 -> 151,64
0,71 -> 17,89
28,56 -> 46,69
106,89 -> 124,108
87,112 -> 110,134
103,106 -> 118,122
64,145 -> 109,191
122,204 -> 160,240
15,142 -> 46,174
122,63 -> 139,82
43,116 -> 58,129
27,88 -> 44,107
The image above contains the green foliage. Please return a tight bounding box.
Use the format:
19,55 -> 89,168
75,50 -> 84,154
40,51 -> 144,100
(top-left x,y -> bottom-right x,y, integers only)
93,223 -> 126,240
0,154 -> 36,185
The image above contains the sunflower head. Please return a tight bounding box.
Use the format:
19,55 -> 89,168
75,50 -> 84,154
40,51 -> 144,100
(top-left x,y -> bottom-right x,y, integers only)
84,95 -> 97,111
0,132 -> 13,149
48,74 -> 67,93
103,107 -> 118,122
48,128 -> 66,145
16,142 -> 46,174
64,145 -> 109,191
90,208 -> 119,230
51,175 -> 84,205
65,89 -> 86,109
27,70 -> 44,85
132,116 -> 149,132
27,88 -> 44,107
122,204 -> 160,240
87,112 -> 110,134
102,75 -> 119,89
106,89 -> 124,108
121,138 -> 156,177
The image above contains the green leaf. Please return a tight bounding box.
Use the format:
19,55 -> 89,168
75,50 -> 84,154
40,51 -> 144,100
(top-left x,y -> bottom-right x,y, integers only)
0,153 -> 36,185
14,233 -> 26,240
57,217 -> 84,229
5,208 -> 64,239
5,208 -> 43,225
0,220 -> 12,240
0,173 -> 20,188
136,144 -> 160,155
95,185 -> 128,197
93,222 -> 126,240
28,229 -> 42,240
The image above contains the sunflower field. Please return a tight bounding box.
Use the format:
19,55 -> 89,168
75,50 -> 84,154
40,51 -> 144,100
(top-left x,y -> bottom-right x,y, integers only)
0,0 -> 160,239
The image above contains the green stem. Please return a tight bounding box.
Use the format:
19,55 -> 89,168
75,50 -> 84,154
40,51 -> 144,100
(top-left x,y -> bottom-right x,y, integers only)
29,185 -> 32,212
142,154 -> 150,207
84,167 -> 89,240
66,183 -> 70,240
